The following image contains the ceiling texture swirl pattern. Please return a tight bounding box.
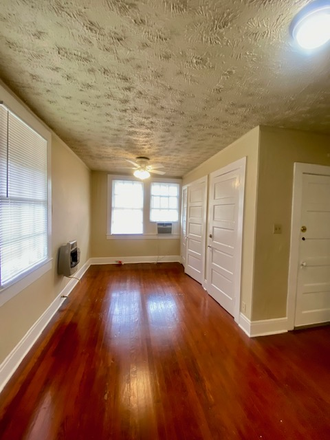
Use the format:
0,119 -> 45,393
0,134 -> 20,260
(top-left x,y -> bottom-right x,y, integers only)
0,0 -> 329,176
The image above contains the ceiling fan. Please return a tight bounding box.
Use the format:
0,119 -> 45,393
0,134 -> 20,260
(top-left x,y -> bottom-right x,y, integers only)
124,156 -> 165,180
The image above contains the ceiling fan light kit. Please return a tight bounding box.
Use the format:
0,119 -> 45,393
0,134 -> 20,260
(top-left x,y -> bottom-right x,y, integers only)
125,156 -> 166,180
133,169 -> 150,180
290,0 -> 330,50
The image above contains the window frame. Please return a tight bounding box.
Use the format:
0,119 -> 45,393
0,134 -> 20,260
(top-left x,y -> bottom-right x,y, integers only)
107,175 -> 181,239
111,179 -> 144,235
149,182 -> 180,223
0,95 -> 52,308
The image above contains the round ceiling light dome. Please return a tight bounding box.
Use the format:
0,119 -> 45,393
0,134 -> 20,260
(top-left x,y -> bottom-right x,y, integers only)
290,0 -> 330,50
133,169 -> 150,180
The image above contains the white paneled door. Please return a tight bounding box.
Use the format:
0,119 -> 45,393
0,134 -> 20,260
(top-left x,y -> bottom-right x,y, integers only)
185,177 -> 207,284
207,158 -> 246,321
181,186 -> 188,268
294,172 -> 330,327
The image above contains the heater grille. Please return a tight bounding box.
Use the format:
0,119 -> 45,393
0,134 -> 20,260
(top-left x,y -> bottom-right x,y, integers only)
58,241 -> 80,277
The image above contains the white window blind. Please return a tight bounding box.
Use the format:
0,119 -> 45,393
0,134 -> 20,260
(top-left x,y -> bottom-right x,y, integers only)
0,104 -> 48,287
150,183 -> 179,222
111,180 -> 143,234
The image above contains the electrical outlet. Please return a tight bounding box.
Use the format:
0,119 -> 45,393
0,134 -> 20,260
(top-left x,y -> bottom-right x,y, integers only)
273,224 -> 282,234
242,302 -> 246,313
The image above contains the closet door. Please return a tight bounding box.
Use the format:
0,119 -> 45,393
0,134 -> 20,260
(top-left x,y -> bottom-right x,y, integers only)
206,158 -> 246,321
185,177 -> 207,284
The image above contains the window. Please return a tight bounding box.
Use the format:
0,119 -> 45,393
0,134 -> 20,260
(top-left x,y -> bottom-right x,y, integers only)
111,180 -> 143,234
150,182 -> 179,222
0,104 -> 48,287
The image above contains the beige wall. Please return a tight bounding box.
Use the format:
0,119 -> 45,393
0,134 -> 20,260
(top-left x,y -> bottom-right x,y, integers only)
183,127 -> 260,319
0,83 -> 91,363
91,171 -> 180,258
252,127 -> 330,320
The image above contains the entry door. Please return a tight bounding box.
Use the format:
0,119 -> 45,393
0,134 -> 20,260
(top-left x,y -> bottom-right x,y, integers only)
295,173 -> 330,326
207,158 -> 246,321
181,186 -> 188,267
185,177 -> 207,284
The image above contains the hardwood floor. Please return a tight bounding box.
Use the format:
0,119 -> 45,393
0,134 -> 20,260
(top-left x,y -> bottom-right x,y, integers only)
1,263 -> 330,440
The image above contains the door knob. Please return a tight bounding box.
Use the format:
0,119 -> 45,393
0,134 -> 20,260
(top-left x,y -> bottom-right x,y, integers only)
209,234 -> 212,238
301,226 -> 307,233
300,261 -> 307,267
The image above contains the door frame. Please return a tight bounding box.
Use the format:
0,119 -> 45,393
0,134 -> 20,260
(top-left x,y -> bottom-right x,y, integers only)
287,162 -> 330,330
206,157 -> 246,323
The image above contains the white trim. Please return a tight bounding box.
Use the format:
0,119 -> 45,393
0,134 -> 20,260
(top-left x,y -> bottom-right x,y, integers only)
106,234 -> 180,240
90,255 -> 181,265
0,260 -> 52,307
287,163 -> 330,330
239,313 -> 288,337
0,259 -> 91,393
238,313 -> 251,336
207,157 -> 246,324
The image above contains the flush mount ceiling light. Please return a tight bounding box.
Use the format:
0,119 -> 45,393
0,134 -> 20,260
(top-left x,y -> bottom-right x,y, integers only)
290,0 -> 330,50
133,169 -> 150,180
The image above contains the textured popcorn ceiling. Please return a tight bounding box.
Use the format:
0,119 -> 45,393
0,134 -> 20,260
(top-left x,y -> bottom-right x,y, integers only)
0,0 -> 329,177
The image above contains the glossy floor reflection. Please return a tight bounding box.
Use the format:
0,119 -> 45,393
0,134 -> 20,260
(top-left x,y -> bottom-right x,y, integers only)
1,263 -> 330,440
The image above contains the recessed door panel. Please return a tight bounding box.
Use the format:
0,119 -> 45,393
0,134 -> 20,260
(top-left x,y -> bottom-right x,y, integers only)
189,222 -> 202,237
214,177 -> 236,199
189,205 -> 203,219
213,226 -> 235,248
214,204 -> 235,222
212,248 -> 234,274
189,238 -> 202,255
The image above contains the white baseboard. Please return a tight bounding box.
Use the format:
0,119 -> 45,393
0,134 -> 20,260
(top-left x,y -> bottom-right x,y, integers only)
238,313 -> 251,336
239,313 -> 288,337
90,255 -> 181,265
0,259 -> 91,393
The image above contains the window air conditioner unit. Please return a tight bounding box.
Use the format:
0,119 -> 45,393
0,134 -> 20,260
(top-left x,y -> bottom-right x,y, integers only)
157,223 -> 172,234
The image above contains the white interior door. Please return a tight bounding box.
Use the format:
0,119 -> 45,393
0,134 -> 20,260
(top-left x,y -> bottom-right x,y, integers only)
181,186 -> 188,267
185,177 -> 207,284
206,158 -> 246,321
294,172 -> 330,327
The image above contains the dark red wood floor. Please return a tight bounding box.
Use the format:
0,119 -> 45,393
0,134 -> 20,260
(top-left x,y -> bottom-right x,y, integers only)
0,263 -> 330,439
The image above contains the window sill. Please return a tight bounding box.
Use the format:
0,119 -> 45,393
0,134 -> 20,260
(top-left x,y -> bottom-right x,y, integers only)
107,234 -> 180,240
0,259 -> 53,307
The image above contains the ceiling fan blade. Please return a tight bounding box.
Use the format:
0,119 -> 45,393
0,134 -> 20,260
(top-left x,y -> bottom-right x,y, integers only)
149,163 -> 164,169
125,159 -> 140,167
150,169 -> 166,175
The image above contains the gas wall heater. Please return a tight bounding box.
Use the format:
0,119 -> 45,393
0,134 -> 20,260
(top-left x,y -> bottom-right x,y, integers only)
157,223 -> 172,234
58,241 -> 80,277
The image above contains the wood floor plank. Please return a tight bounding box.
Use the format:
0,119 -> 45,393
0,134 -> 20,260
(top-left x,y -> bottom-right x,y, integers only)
1,263 -> 330,439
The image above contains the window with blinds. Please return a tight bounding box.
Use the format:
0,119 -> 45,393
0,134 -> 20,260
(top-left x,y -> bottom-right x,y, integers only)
0,104 -> 48,287
111,180 -> 143,234
150,182 -> 179,222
